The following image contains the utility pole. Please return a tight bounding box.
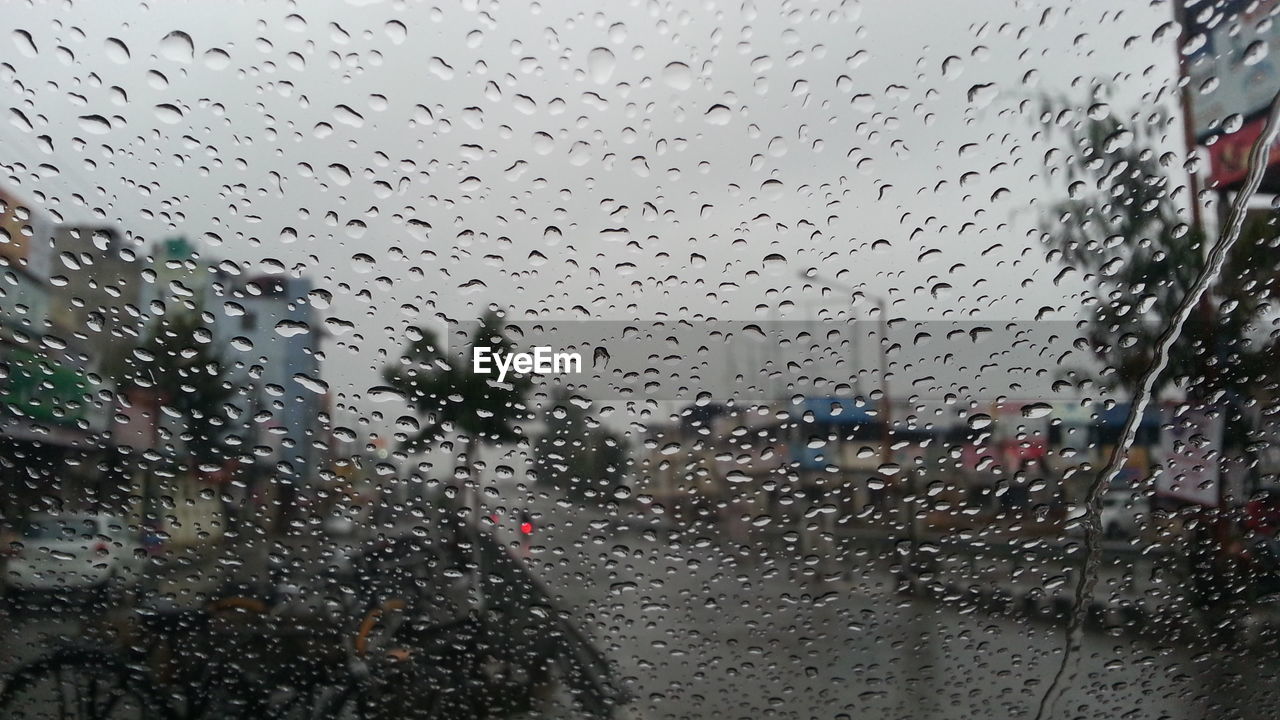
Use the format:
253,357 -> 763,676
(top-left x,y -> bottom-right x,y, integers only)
873,297 -> 892,468
1172,0 -> 1206,233
799,272 -> 910,575
1171,0 -> 1236,529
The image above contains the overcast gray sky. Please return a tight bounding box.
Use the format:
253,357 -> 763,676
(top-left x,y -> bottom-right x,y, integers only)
2,0 -> 1184,438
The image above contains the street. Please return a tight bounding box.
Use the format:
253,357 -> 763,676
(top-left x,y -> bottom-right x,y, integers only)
487,489 -> 1280,719
3,491 -> 1280,719
4,1 -> 1280,718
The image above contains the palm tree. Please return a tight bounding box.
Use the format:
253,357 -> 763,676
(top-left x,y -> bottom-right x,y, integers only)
383,310 -> 533,606
384,311 -> 532,457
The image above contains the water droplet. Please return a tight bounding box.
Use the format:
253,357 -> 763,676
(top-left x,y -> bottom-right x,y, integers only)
1244,40 -> 1269,66
967,413 -> 993,430
587,47 -> 616,84
273,319 -> 311,338
705,104 -> 732,125
1021,403 -> 1053,419
334,105 -> 364,128
366,386 -> 405,403
12,30 -> 37,58
427,57 -> 454,80
292,373 -> 328,394
77,115 -> 112,134
662,62 -> 692,90
154,104 -> 183,124
104,37 -> 130,63
203,48 -> 230,70
385,20 -> 407,45
159,30 -> 194,63
327,164 -> 352,185
967,83 -> 997,108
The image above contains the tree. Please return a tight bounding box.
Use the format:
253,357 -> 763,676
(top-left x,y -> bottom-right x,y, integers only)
383,311 -> 533,609
116,308 -> 238,531
1042,104 -> 1278,410
1041,101 -> 1280,617
383,311 -> 533,508
127,309 -> 236,471
532,387 -> 628,502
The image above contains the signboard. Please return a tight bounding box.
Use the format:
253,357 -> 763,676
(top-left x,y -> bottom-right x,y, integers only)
113,387 -> 160,452
1156,408 -> 1223,506
1207,110 -> 1280,185
0,346 -> 92,426
1186,0 -> 1280,140
1051,401 -> 1094,426
1184,0 -> 1280,187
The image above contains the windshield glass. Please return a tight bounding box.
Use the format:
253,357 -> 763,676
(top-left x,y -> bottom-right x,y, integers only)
20,516 -> 96,541
2,2 -> 1280,719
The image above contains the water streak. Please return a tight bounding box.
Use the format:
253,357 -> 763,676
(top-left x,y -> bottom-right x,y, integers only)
1033,90 -> 1280,720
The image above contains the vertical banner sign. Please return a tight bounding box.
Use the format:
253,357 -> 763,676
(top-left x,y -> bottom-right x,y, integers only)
1157,408 -> 1223,506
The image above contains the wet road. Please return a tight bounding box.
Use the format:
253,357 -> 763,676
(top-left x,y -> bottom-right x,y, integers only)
488,489 -> 1280,720
5,494 -> 1280,719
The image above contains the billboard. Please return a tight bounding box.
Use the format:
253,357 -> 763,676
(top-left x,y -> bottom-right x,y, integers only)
1184,1 -> 1280,187
1156,408 -> 1222,506
0,346 -> 92,427
1207,110 -> 1280,185
1185,0 -> 1280,140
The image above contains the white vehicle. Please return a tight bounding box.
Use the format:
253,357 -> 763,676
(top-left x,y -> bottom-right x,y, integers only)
321,509 -> 358,538
1101,493 -> 1148,539
3,513 -> 145,595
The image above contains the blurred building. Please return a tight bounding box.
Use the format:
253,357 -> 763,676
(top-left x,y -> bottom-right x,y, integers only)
234,274 -> 327,501
0,189 -> 118,521
132,240 -> 327,532
0,189 -> 53,331
44,225 -> 144,345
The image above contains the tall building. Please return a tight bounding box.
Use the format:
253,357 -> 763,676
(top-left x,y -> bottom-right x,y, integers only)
234,274 -> 326,489
132,239 -> 326,530
0,187 -> 53,334
0,190 -> 117,520
44,225 -> 144,345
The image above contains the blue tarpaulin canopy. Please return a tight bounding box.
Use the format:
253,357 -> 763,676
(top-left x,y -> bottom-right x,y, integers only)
802,396 -> 877,425
793,445 -> 832,470
1096,403 -> 1161,428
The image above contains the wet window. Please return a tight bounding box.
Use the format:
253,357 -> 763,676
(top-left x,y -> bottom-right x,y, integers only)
20,517 -> 95,542
2,1 -> 1280,719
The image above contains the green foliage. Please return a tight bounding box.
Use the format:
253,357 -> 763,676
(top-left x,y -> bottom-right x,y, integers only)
384,311 -> 532,454
1042,106 -> 1279,404
127,309 -> 235,467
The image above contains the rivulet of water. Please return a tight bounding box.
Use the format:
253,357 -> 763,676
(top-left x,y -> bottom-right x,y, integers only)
1033,89 -> 1280,720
